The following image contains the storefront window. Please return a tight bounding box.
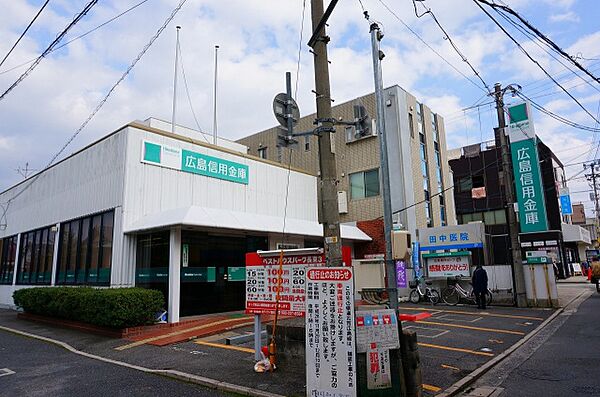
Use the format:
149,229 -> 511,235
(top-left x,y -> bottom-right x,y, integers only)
16,226 -> 56,285
56,209 -> 114,285
0,235 -> 18,284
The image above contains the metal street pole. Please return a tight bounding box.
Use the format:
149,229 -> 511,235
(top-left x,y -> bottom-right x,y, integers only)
369,23 -> 399,314
171,26 -> 181,134
213,45 -> 219,145
309,0 -> 342,267
494,83 -> 527,308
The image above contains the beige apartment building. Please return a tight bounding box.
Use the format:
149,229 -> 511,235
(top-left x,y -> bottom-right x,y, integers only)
238,85 -> 456,249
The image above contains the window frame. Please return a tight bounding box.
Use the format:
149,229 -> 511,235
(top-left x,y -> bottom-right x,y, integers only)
349,169 -> 380,200
56,209 -> 114,286
16,225 -> 56,285
0,235 -> 18,285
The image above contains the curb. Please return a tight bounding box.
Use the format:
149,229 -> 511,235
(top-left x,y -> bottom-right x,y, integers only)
436,289 -> 589,397
0,324 -> 284,397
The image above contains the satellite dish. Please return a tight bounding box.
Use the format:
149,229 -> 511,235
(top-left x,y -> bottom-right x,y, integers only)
273,93 -> 300,129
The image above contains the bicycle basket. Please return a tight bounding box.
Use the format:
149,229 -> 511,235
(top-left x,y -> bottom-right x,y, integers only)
408,280 -> 418,289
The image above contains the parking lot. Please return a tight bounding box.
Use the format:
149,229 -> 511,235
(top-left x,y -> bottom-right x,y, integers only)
167,302 -> 554,395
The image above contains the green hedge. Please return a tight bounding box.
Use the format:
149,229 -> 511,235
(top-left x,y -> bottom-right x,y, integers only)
13,287 -> 165,329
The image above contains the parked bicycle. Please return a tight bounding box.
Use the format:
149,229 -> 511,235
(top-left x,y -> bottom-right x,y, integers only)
409,279 -> 440,305
441,277 -> 493,306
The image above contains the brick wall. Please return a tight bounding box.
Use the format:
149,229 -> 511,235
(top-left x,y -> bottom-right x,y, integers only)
355,218 -> 385,259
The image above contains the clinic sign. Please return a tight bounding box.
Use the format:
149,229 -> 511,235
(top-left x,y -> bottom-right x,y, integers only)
423,251 -> 471,278
418,223 -> 485,252
507,102 -> 549,233
142,140 -> 249,184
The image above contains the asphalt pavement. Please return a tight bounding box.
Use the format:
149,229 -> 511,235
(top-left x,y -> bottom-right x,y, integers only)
460,283 -> 599,397
0,330 -> 229,397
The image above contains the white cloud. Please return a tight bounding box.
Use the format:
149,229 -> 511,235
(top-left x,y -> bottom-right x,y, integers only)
549,11 -> 580,23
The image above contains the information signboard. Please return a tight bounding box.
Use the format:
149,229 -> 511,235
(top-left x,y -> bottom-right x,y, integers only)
245,252 -> 325,317
356,309 -> 400,353
306,267 -> 356,397
423,251 -> 471,278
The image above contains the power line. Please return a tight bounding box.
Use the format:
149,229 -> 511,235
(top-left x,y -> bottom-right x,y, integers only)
476,0 -> 600,86
412,0 -> 491,93
0,0 -> 151,76
473,0 -> 600,125
0,0 -> 50,68
376,0 -> 489,94
177,41 -> 211,144
0,0 -> 99,102
0,0 -> 189,228
294,0 -> 307,99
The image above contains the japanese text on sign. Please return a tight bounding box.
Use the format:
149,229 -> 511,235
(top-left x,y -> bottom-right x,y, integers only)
245,254 -> 324,317
356,309 -> 400,353
306,267 -> 356,397
426,256 -> 470,278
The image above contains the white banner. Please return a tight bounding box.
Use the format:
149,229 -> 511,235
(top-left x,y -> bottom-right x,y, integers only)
306,267 -> 356,397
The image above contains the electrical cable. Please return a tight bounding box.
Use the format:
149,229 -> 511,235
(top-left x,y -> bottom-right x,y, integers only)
476,0 -> 600,86
0,0 -> 151,76
412,0 -> 491,93
0,0 -> 99,102
0,0 -> 189,229
376,0 -> 489,94
294,0 -> 307,100
178,41 -> 211,144
473,0 -> 600,125
0,0 -> 50,68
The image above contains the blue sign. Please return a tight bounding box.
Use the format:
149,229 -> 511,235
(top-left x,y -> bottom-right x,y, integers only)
412,242 -> 421,279
560,194 -> 573,215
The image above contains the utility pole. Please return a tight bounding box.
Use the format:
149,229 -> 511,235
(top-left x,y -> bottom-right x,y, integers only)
584,160 -> 600,224
494,83 -> 527,308
171,26 -> 181,135
308,0 -> 342,267
369,22 -> 399,314
213,45 -> 219,145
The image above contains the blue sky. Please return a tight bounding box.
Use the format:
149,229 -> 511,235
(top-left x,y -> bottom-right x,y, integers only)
1,0 -> 599,213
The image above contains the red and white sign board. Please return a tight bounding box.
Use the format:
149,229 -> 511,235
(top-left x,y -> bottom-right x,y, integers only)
426,256 -> 470,278
305,267 -> 356,397
245,252 -> 325,317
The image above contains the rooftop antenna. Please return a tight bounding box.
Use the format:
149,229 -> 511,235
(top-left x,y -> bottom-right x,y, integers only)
213,45 -> 219,145
171,26 -> 181,134
15,162 -> 36,179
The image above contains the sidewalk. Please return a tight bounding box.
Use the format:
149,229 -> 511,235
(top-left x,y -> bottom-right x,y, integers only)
458,283 -> 598,397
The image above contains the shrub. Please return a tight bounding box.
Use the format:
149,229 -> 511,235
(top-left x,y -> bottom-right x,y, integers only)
13,287 -> 165,329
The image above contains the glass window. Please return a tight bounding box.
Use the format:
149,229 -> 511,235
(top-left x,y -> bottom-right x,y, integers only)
99,212 -> 114,283
350,172 -> 365,199
350,169 -> 380,199
304,135 -> 310,151
257,147 -> 267,159
484,211 -> 496,225
440,205 -> 447,226
408,113 -> 415,138
0,235 -> 17,284
16,226 -> 56,285
56,209 -> 114,286
458,177 -> 472,192
495,209 -> 507,224
472,212 -> 484,221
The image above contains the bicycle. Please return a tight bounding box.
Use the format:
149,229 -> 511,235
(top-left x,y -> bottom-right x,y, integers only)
441,277 -> 493,306
409,279 -> 440,305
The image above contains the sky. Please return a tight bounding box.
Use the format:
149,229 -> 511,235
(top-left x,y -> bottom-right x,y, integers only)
1,0 -> 600,215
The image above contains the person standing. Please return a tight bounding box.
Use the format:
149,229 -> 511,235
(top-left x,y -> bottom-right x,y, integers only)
472,264 -> 488,310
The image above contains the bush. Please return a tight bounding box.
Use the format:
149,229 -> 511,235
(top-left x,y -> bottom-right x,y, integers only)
13,287 -> 165,329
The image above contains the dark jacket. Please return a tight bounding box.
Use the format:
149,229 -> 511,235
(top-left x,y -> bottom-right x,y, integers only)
472,266 -> 488,293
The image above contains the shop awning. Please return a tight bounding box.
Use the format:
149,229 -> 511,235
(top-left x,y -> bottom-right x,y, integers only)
124,206 -> 371,241
561,223 -> 591,245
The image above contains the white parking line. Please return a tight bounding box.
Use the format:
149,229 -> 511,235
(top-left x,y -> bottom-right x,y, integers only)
404,325 -> 450,339
0,368 -> 15,377
436,313 -> 483,323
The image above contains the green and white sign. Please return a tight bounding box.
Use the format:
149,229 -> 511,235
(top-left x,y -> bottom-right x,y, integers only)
508,102 -> 549,233
142,140 -> 249,185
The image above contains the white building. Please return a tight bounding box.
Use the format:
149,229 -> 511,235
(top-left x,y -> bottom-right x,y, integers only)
0,120 -> 369,322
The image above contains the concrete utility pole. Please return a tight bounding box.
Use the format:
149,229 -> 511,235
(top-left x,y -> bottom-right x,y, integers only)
309,0 -> 342,267
369,22 -> 399,314
494,83 -> 527,308
584,160 -> 600,223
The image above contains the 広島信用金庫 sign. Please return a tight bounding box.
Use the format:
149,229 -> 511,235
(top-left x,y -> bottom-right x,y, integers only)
507,102 -> 549,233
306,267 -> 357,397
142,140 -> 249,184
